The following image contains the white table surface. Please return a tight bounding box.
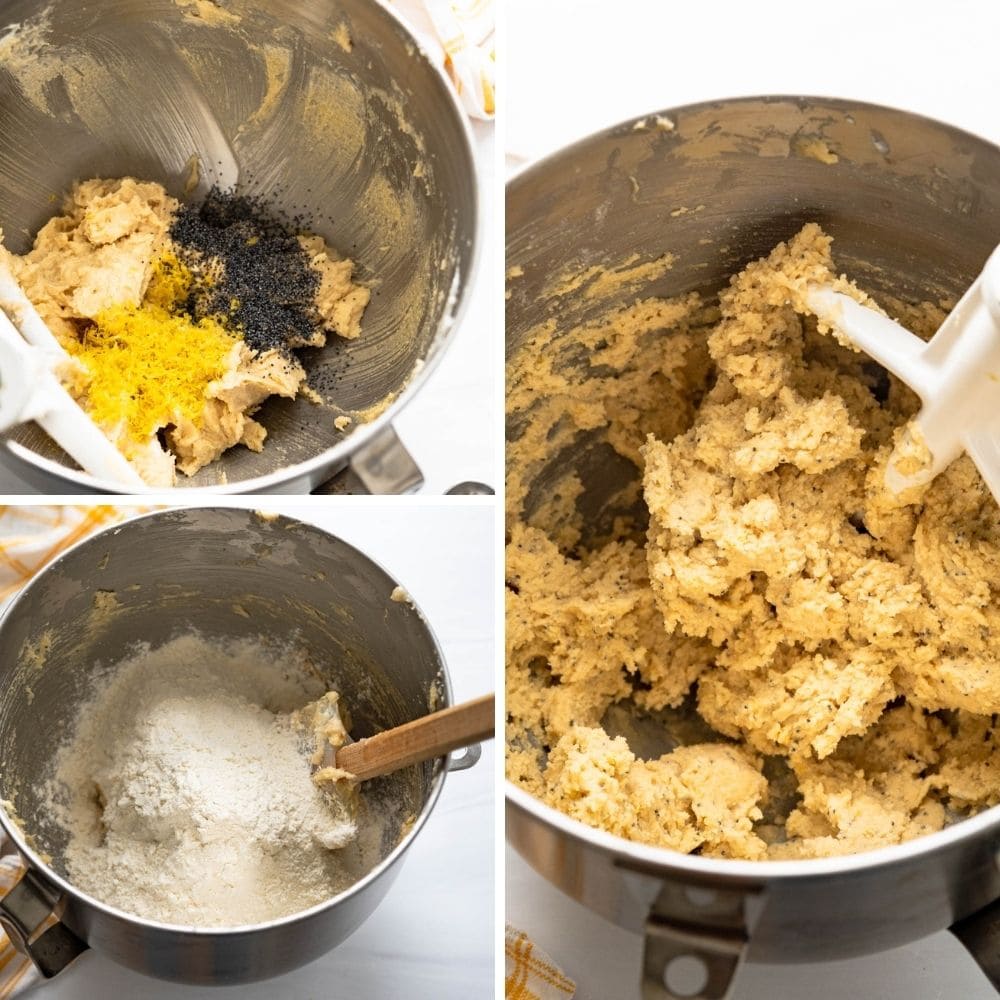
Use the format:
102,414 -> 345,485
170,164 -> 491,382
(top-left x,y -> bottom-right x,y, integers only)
0,123 -> 496,498
508,0 -> 1000,161
506,2 -> 1000,997
30,501 -> 495,999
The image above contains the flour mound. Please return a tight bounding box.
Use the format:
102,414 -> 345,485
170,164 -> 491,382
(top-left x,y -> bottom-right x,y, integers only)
49,633 -> 365,927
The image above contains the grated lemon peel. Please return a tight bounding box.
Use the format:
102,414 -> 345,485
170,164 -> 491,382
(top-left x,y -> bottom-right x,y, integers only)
67,251 -> 242,441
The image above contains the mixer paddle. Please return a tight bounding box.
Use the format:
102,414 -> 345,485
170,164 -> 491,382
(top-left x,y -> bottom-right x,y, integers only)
0,261 -> 144,487
807,244 -> 1000,503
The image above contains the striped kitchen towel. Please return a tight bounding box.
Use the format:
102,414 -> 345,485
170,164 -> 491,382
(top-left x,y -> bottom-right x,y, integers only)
506,925 -> 576,999
0,505 -> 140,602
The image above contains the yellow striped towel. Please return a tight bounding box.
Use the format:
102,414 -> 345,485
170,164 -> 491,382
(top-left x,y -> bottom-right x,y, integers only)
0,506 -> 148,996
506,925 -> 576,999
0,505 -> 144,602
395,0 -> 495,119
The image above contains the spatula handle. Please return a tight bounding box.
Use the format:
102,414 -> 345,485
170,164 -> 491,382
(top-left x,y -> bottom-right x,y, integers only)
336,693 -> 494,781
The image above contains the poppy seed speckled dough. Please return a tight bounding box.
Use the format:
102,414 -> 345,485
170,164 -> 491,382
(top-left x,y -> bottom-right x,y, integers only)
506,225 -> 1000,860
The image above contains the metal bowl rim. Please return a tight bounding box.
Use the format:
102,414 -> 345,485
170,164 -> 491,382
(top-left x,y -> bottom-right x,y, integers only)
506,782 -> 1000,882
505,92 -> 1000,208
505,94 -> 1000,884
4,0 -> 482,494
0,506 -> 454,934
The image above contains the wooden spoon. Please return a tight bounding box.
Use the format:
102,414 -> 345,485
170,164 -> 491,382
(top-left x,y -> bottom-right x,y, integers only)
331,693 -> 495,782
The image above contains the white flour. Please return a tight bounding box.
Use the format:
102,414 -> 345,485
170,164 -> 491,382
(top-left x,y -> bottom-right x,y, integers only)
48,633 -> 373,927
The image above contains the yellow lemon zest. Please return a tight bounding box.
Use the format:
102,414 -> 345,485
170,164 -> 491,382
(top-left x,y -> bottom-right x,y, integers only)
67,298 -> 239,441
143,250 -> 194,310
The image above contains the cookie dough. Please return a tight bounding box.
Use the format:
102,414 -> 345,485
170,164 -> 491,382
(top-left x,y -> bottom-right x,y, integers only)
506,224 -> 1000,860
8,177 -> 369,485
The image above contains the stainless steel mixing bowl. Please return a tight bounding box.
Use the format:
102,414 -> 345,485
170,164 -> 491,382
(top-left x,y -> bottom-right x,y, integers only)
0,0 -> 478,494
0,507 -> 479,984
506,97 -> 1000,999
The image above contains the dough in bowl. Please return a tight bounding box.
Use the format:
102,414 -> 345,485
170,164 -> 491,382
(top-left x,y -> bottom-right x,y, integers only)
6,177 -> 369,485
506,224 -> 1000,860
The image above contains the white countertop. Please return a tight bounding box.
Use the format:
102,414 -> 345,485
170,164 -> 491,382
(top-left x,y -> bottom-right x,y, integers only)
508,0 -> 1000,161
506,1 -> 1000,996
33,502 -> 495,999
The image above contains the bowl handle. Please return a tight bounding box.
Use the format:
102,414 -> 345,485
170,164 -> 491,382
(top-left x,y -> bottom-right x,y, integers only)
447,742 -> 483,772
640,881 -> 751,1000
311,424 -> 495,495
312,425 -> 424,494
0,861 -> 88,982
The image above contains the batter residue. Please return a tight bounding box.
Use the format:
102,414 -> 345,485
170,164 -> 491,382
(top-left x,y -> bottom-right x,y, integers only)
506,225 -> 1000,860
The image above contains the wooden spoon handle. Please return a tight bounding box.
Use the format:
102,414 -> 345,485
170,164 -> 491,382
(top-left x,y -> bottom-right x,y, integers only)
336,693 -> 495,781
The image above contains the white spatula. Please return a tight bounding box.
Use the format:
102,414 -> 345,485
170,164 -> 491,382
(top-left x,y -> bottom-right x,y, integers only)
0,264 -> 144,487
807,245 -> 1000,503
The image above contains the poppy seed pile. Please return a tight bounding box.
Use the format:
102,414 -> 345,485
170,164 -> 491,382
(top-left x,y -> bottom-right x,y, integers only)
169,189 -> 327,353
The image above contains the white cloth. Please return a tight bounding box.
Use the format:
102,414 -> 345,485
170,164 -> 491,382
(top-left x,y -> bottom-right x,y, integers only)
395,0 -> 495,119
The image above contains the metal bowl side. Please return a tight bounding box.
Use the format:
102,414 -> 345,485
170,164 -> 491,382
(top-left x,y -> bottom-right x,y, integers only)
0,0 -> 480,493
508,781 -> 1000,964
505,96 -> 1000,965
0,507 -> 454,984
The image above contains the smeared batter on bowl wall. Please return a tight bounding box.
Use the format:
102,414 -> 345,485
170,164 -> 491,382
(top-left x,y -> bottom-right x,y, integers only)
506,224 -> 1000,860
0,0 -> 460,484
